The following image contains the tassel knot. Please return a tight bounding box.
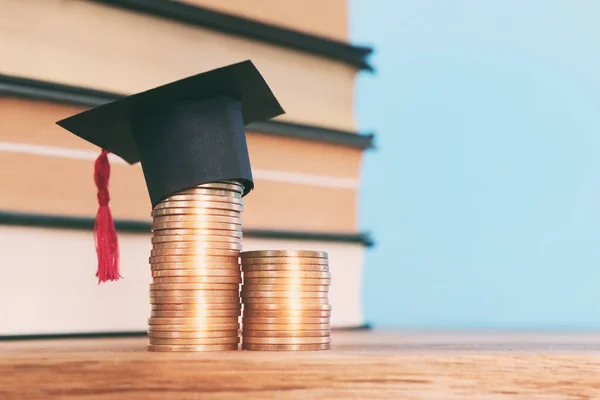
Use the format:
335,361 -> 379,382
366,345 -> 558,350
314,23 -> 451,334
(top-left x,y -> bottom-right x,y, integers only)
97,189 -> 110,206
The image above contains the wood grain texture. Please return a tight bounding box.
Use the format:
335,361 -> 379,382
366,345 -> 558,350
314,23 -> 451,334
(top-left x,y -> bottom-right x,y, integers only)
0,331 -> 599,399
179,0 -> 348,41
0,0 -> 357,131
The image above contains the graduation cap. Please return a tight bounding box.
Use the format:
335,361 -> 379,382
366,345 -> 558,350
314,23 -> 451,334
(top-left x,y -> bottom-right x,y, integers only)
56,60 -> 284,283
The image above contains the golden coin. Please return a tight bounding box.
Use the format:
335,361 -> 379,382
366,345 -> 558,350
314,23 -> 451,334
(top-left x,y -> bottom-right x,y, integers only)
242,343 -> 330,351
194,180 -> 243,188
160,194 -> 243,204
154,213 -> 241,223
242,265 -> 329,272
161,194 -> 243,204
151,264 -> 240,272
241,257 -> 328,265
150,254 -> 240,263
149,319 -> 240,328
242,329 -> 330,338
153,228 -> 242,236
171,187 -> 242,196
150,290 -> 240,296
242,323 -> 330,331
150,300 -> 240,307
241,250 -> 328,259
149,337 -> 240,345
152,238 -> 242,249
152,241 -> 242,250
154,204 -> 244,214
152,219 -> 242,230
153,221 -> 242,231
151,309 -> 240,318
177,182 -> 242,192
151,258 -> 240,266
184,182 -> 244,192
151,255 -> 239,263
151,261 -> 240,270
152,228 -> 243,238
243,278 -> 331,286
152,236 -> 242,245
151,291 -> 240,299
150,256 -> 240,264
152,273 -> 240,281
243,316 -> 329,324
152,268 -> 240,276
150,283 -> 240,296
150,283 -> 240,290
151,303 -> 241,311
151,263 -> 240,271
150,296 -> 241,304
151,243 -> 242,253
148,323 -> 239,331
153,278 -> 240,285
152,234 -> 242,244
242,298 -> 329,305
149,317 -> 240,325
154,201 -> 243,211
243,271 -> 330,279
148,330 -> 239,339
154,215 -> 241,224
241,291 -> 328,298
150,290 -> 239,298
151,245 -> 241,255
150,310 -> 241,319
202,180 -> 244,186
152,208 -> 241,217
243,304 -> 332,311
152,221 -> 243,233
241,285 -> 329,292
243,310 -> 331,318
151,294 -> 239,303
154,203 -> 244,214
169,189 -> 242,199
152,277 -> 241,285
152,241 -> 241,250
152,269 -> 241,278
150,250 -> 240,265
148,344 -> 238,352
242,336 -> 330,345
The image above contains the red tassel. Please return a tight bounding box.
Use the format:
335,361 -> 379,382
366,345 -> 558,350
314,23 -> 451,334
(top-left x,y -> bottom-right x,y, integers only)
93,149 -> 121,283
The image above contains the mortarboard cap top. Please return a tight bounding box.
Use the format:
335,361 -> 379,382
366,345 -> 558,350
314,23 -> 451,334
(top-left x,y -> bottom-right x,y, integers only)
57,60 -> 284,205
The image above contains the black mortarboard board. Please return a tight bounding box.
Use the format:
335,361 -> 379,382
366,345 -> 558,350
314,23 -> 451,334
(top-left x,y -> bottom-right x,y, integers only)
56,60 -> 284,206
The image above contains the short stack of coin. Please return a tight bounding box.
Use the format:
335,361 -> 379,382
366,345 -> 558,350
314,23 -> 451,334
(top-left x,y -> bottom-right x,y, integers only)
240,250 -> 331,351
147,180 -> 245,352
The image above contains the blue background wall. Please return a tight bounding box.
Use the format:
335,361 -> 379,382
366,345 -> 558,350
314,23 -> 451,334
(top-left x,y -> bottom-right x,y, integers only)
351,0 -> 600,329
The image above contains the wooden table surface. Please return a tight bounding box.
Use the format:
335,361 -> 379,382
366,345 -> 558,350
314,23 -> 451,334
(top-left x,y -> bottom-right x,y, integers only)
1,330 -> 599,399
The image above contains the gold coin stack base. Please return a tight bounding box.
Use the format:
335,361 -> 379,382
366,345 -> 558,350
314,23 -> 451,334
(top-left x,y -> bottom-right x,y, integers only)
240,250 -> 331,351
147,181 -> 245,352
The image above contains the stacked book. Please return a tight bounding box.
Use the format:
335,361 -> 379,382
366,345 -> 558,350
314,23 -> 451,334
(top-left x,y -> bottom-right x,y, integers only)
0,0 -> 374,336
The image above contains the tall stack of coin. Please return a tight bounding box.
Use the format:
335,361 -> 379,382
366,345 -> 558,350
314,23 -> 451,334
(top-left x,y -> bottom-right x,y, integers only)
240,250 -> 331,351
147,180 -> 244,352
